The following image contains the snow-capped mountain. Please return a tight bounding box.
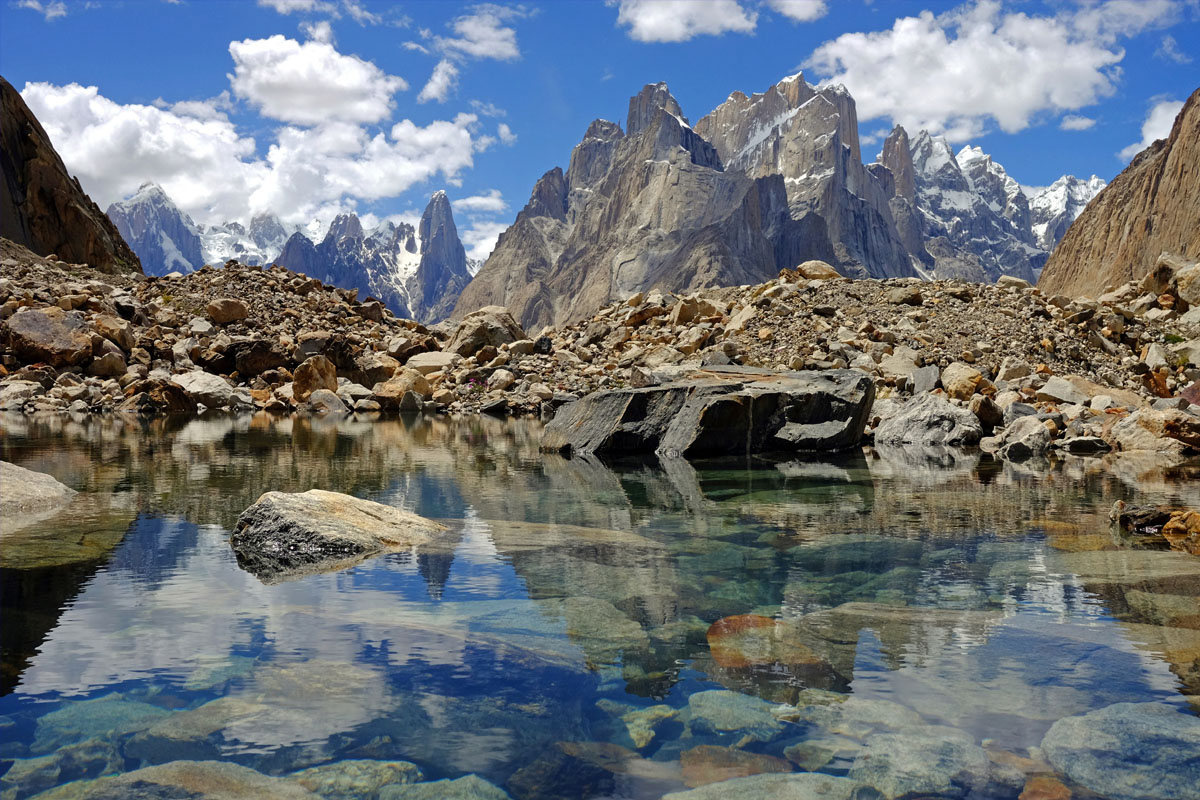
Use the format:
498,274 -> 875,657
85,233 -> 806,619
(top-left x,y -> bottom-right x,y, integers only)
1027,175 -> 1107,251
877,128 -> 1046,282
106,183 -> 204,277
275,191 -> 472,324
200,213 -> 290,268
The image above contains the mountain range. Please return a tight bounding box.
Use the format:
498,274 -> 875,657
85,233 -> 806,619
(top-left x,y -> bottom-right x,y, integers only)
458,74 -> 1105,329
105,73 -> 1106,328
105,184 -> 476,324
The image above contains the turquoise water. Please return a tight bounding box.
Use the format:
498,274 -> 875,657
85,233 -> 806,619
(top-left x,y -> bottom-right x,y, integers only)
1,413 -> 1199,798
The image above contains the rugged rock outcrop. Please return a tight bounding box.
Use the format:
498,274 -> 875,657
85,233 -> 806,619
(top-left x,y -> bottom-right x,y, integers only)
542,368 -> 875,458
457,81 -> 797,331
276,191 -> 471,324
1039,88 -> 1200,297
1029,174 -> 1107,251
0,76 -> 140,273
202,212 -> 290,267
231,489 -> 448,583
106,183 -> 204,276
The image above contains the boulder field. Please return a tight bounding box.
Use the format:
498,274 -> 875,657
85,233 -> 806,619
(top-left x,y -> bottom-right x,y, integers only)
1,238 -> 1197,461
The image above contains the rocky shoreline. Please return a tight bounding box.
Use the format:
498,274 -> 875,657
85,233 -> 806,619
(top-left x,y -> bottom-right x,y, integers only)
2,239 -> 1198,464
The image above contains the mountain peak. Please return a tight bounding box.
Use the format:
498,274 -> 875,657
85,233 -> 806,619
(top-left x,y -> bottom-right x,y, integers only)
626,82 -> 686,136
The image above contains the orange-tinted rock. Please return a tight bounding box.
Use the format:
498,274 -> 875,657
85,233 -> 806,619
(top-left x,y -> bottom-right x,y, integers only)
1162,510 -> 1200,555
680,745 -> 792,788
293,355 -> 337,403
706,614 -> 825,669
1019,774 -> 1072,800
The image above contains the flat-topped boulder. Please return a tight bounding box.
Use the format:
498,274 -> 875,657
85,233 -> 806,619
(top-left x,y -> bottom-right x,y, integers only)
0,461 -> 76,523
542,368 -> 874,458
231,489 -> 448,583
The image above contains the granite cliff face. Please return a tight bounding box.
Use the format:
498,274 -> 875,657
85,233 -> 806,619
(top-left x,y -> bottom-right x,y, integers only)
0,76 -> 140,274
1039,88 -> 1200,298
275,191 -> 471,323
457,76 -> 891,331
106,183 -> 204,276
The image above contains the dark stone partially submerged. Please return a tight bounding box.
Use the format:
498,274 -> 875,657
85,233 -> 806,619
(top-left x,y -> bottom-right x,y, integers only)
541,368 -> 874,458
231,489 -> 448,583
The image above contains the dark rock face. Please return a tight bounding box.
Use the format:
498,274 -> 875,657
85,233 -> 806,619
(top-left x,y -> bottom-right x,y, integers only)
1040,87 -> 1200,298
231,489 -> 447,584
275,191 -> 471,324
106,183 -> 204,276
0,76 -> 140,274
542,368 -> 874,458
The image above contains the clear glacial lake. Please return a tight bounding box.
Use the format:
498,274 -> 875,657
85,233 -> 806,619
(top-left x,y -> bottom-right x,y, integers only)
1,413 -> 1199,799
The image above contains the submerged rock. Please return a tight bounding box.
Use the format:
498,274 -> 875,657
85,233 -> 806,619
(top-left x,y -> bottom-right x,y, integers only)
684,689 -> 786,742
32,694 -> 170,754
662,772 -> 877,800
379,774 -> 512,799
680,745 -> 792,788
288,759 -> 424,799
1042,702 -> 1200,800
846,726 -> 993,799
0,461 -> 75,517
29,759 -> 318,799
230,489 -> 447,583
542,368 -> 874,458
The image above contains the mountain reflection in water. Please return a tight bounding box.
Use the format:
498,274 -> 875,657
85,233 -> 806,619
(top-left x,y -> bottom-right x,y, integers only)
1,412 -> 1198,799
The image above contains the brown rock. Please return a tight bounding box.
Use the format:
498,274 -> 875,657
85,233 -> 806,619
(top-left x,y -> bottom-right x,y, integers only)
706,614 -> 825,669
0,77 -> 141,274
679,745 -> 791,788
444,306 -> 526,357
1039,88 -> 1199,297
793,260 -> 841,280
1162,510 -> 1200,555
4,306 -> 93,367
941,361 -> 983,401
207,298 -> 249,325
372,368 -> 431,409
1019,775 -> 1071,800
292,355 -> 337,403
93,315 -> 135,351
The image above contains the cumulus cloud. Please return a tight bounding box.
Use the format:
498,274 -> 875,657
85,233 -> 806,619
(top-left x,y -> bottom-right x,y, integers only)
1060,115 -> 1097,131
417,59 -> 459,103
453,189 -> 507,213
21,82 -> 482,228
461,220 -> 509,263
16,0 -> 67,21
1118,97 -> 1184,160
228,35 -> 407,125
768,0 -> 827,23
497,123 -> 517,145
612,0 -> 757,42
433,4 -> 526,61
804,0 -> 1178,142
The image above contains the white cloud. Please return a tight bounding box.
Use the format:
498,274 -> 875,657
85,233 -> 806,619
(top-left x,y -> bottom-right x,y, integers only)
1060,115 -> 1097,131
417,59 -> 459,103
17,0 -> 67,21
804,0 -> 1178,142
299,19 -> 335,43
461,220 -> 509,262
433,5 -> 526,61
228,35 -> 407,125
469,100 -> 506,117
21,82 -> 482,229
402,41 -> 431,54
768,0 -> 827,23
1118,97 -> 1184,160
497,123 -> 516,145
258,0 -> 338,13
1156,34 -> 1192,64
342,0 -> 380,25
453,189 -> 507,213
612,0 -> 757,42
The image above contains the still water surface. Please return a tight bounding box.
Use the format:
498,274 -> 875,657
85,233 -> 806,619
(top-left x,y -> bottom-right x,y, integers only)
1,413 -> 1199,798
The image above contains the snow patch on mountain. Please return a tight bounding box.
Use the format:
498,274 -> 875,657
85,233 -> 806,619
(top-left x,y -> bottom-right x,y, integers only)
1026,175 -> 1107,251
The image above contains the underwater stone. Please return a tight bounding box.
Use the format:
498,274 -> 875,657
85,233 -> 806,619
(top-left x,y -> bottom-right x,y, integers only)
685,690 -> 786,742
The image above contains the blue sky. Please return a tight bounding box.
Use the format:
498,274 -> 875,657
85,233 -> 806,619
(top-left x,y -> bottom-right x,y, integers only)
1,0 -> 1197,260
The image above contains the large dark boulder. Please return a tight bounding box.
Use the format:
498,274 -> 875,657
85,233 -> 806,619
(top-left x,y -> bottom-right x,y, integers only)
542,368 -> 874,459
3,306 -> 93,367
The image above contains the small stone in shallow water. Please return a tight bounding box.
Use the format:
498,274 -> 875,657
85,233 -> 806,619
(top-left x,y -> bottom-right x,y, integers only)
680,744 -> 792,787
685,690 -> 786,742
288,759 -> 424,799
379,773 -> 513,799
